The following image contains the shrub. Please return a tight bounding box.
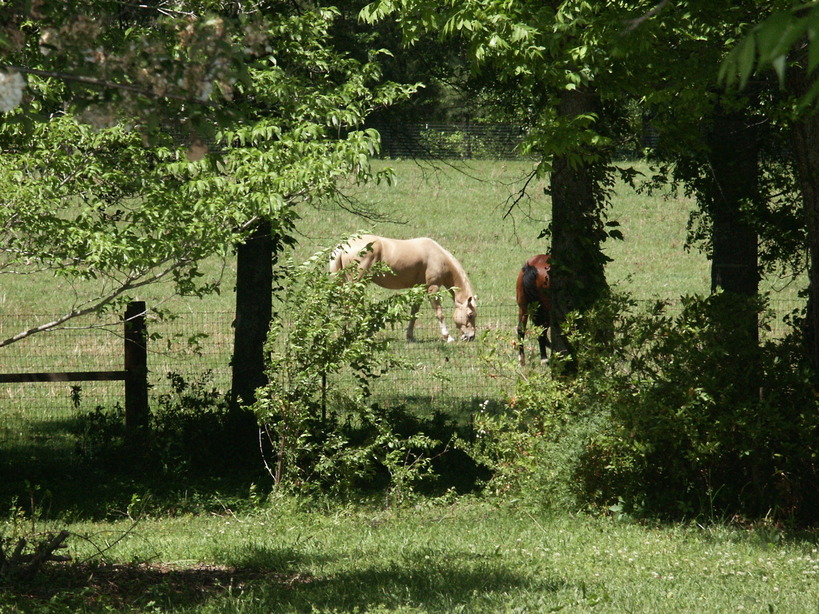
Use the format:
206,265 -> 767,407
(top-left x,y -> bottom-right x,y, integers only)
76,370 -> 259,477
251,249 -> 443,503
473,292 -> 819,525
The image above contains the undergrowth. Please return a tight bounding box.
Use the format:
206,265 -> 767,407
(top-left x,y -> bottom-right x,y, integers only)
474,291 -> 819,526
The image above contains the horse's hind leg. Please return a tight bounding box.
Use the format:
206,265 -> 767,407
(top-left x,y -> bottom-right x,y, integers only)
537,329 -> 549,364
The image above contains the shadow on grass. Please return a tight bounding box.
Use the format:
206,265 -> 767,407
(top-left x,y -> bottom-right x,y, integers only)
0,413 -> 268,520
0,399 -> 493,519
5,544 -> 567,613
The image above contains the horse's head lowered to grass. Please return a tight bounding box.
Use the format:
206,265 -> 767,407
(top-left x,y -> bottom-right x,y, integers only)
453,294 -> 477,342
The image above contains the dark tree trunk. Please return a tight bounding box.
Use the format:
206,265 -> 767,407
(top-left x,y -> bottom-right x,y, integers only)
699,100 -> 762,420
549,86 -> 609,370
231,219 -> 275,406
705,102 -> 760,358
707,106 -> 760,298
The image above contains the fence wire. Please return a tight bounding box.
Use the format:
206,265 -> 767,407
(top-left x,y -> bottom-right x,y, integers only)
0,298 -> 803,457
370,122 -> 533,160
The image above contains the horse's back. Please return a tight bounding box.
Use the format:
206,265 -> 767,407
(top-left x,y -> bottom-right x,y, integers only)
524,254 -> 551,272
333,235 -> 430,288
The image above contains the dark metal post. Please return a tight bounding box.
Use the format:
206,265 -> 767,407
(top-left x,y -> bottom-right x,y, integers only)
124,301 -> 149,437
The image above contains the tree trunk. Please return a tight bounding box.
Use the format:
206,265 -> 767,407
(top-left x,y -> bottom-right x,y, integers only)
231,219 -> 275,406
549,86 -> 609,370
701,100 -> 762,420
788,67 -> 819,380
707,105 -> 760,299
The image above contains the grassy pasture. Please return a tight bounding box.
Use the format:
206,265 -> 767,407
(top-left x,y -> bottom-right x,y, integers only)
6,499 -> 819,613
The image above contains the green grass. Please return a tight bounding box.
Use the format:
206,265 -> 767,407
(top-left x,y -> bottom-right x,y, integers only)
4,500 -> 818,613
294,159 -> 711,303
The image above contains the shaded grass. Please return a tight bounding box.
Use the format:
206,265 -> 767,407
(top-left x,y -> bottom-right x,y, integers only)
4,501 -> 818,613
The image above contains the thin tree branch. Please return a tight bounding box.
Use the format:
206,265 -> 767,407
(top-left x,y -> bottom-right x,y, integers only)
503,167 -> 539,219
0,258 -> 184,347
622,0 -> 671,33
4,65 -> 213,106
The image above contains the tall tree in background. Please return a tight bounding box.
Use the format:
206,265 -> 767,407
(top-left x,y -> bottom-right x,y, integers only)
630,2 -> 771,377
362,0 -> 636,367
788,62 -> 819,379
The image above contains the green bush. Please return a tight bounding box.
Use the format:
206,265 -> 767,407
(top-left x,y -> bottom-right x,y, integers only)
473,293 -> 819,525
251,250 -> 445,503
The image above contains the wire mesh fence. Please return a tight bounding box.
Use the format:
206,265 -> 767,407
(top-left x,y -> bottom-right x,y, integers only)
370,122 -> 533,160
0,297 -> 804,457
367,121 -> 656,160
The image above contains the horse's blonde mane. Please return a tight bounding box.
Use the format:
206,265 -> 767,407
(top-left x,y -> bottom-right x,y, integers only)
431,239 -> 474,300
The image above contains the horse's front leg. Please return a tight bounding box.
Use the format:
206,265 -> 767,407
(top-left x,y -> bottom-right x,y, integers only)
429,290 -> 453,342
517,308 -> 528,365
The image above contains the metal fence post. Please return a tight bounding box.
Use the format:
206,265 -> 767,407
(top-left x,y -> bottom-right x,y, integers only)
124,301 -> 149,437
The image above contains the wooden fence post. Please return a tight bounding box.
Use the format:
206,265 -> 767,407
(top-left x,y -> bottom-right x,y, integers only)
124,301 -> 149,437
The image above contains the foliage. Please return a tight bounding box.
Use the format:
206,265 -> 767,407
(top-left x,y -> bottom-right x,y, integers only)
251,249 -> 442,502
720,2 -> 819,109
361,0 -> 639,164
473,292 -> 819,524
580,295 -> 819,524
76,371 -> 259,477
0,2 -> 417,345
471,294 -> 627,508
0,0 -> 252,136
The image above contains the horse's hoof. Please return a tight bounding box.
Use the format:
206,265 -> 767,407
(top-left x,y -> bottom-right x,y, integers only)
445,336 -> 454,343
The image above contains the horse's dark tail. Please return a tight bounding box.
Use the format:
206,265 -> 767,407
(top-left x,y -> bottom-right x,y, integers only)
521,264 -> 542,304
521,263 -> 549,326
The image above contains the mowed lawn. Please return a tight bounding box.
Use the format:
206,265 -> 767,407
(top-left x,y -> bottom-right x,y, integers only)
8,500 -> 819,613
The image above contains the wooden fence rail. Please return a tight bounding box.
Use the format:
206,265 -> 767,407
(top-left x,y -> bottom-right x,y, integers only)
0,301 -> 149,438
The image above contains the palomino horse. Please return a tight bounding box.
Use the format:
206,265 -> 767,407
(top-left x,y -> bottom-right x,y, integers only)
516,254 -> 551,365
330,234 -> 477,342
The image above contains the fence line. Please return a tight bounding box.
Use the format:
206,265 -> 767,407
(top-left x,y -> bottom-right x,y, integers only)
367,121 -> 658,160
0,296 -> 806,458
0,301 -> 149,436
0,297 -> 803,413
370,122 -> 532,160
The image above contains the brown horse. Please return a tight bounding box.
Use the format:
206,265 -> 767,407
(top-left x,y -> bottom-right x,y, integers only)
330,234 -> 477,342
516,254 -> 551,365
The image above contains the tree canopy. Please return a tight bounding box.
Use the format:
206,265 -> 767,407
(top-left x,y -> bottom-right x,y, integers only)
0,1 -> 416,345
